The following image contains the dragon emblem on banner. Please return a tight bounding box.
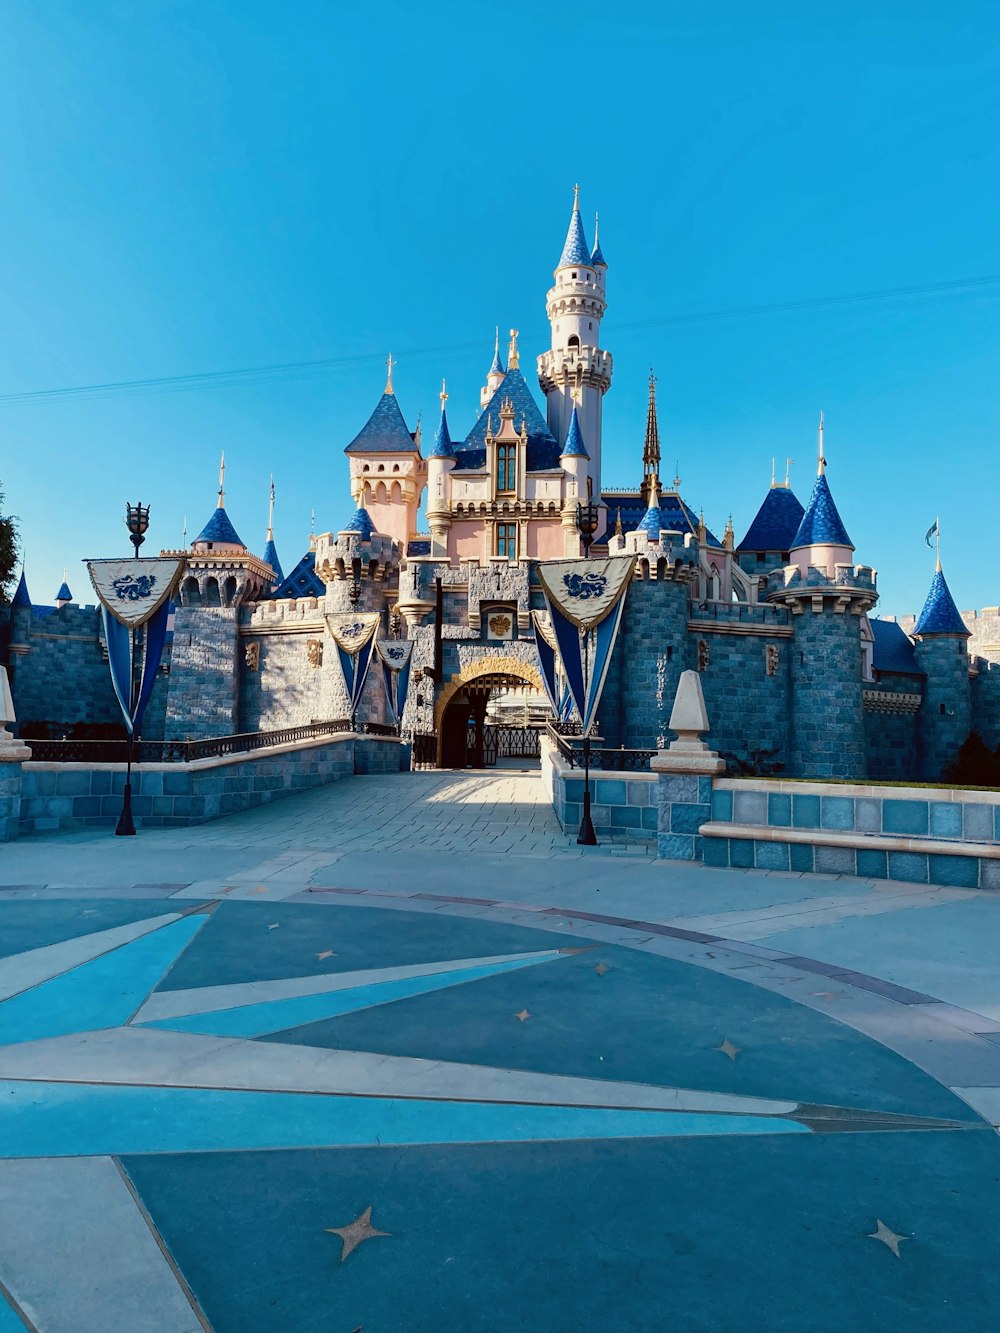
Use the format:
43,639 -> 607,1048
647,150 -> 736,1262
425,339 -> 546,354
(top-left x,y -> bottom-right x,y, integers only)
562,571 -> 608,600
112,573 -> 157,602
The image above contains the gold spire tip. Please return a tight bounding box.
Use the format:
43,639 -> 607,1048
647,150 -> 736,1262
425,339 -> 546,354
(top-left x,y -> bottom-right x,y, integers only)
385,353 -> 396,395
508,328 -> 519,370
817,411 -> 826,475
440,378 -> 447,407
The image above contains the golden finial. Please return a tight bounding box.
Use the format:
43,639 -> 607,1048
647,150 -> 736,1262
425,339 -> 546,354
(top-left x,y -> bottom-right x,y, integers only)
698,509 -> 707,542
817,410 -> 826,475
615,507 -> 623,538
217,451 -> 225,508
724,514 -> 735,551
385,353 -> 396,395
267,474 -> 275,539
508,328 -> 520,370
785,457 -> 793,488
770,457 -> 776,489
440,378 -> 448,408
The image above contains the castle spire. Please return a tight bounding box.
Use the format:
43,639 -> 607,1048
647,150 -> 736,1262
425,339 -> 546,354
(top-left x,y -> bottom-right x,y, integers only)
817,411 -> 826,476
591,212 -> 607,267
489,327 -> 505,376
267,475 -> 275,541
556,185 -> 591,269
385,353 -> 396,395
217,451 -> 225,508
641,370 -> 661,505
507,328 -> 520,371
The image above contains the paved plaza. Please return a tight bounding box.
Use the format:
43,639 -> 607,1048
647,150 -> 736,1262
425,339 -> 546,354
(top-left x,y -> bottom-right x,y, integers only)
2,770 -> 1000,1332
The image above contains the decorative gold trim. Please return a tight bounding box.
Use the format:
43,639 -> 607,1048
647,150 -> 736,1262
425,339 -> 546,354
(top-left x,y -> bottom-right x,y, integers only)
433,655 -> 544,766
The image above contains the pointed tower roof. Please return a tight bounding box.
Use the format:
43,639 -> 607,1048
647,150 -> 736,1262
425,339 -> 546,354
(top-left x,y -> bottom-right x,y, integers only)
270,550 -> 324,600
11,570 -> 30,608
738,486 -> 805,551
344,375 -> 417,456
561,405 -> 589,458
790,417 -> 852,550
557,185 -> 591,269
489,328 -> 505,377
342,504 -> 376,540
194,507 -> 245,547
914,566 -> 970,637
55,578 -> 72,603
458,368 -> 560,472
427,381 -> 456,459
590,212 -> 607,267
636,481 -> 664,539
261,476 -> 283,581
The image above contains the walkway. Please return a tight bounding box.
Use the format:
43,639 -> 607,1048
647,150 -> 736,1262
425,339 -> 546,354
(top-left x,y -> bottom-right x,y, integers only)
2,770 -> 1000,1331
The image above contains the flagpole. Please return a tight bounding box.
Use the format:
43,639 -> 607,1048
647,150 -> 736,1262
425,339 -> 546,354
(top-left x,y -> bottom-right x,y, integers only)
936,515 -> 941,571
577,626 -> 597,846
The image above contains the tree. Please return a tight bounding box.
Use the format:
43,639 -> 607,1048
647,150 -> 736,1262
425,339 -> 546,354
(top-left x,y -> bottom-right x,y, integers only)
0,484 -> 17,604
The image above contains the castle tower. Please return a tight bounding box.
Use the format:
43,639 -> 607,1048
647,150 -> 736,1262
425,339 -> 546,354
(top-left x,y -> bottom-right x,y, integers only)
912,558 -> 972,780
640,371 -> 662,507
54,572 -> 73,608
537,187 -> 612,498
344,357 -> 424,548
559,403 -> 590,555
426,380 -> 456,558
768,419 -> 877,778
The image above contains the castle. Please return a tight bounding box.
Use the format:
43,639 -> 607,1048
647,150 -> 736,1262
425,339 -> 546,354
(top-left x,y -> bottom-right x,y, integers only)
3,190 -> 998,783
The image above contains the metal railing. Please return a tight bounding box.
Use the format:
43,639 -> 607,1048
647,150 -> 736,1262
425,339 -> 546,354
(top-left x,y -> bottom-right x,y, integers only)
481,724 -> 542,765
25,719 -> 353,764
544,723 -> 656,772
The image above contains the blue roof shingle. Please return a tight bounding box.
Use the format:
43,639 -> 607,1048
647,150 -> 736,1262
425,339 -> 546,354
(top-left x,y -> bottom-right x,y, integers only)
558,204 -> 591,269
262,538 -> 283,583
344,392 -> 417,456
870,620 -> 924,675
606,492 -> 722,548
561,406 -> 589,458
194,506 -> 245,548
914,568 -> 970,637
11,571 -> 30,608
55,581 -> 72,602
791,474 -> 853,550
738,487 -> 805,552
455,369 -> 561,473
271,551 -> 325,600
427,406 -> 455,460
342,505 -> 376,539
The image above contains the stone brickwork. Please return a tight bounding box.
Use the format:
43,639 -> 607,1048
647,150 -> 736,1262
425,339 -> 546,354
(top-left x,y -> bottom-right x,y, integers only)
696,625 -> 790,774
541,739 -> 657,837
599,578 -> 689,749
863,673 -> 921,779
6,605 -> 120,735
164,606 -> 240,740
972,662 -> 1000,749
0,761 -> 22,840
789,609 -> 866,779
656,772 -> 714,860
17,735 -> 401,832
913,637 -> 973,780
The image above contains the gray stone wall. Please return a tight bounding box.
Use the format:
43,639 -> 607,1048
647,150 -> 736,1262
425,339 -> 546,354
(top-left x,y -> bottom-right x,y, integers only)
698,633 -> 790,774
600,579 -> 689,749
164,607 -> 239,740
972,660 -> 1000,749
7,606 -> 120,735
789,609 -> 866,779
913,637 -> 973,780
863,673 -> 922,780
0,761 -> 22,840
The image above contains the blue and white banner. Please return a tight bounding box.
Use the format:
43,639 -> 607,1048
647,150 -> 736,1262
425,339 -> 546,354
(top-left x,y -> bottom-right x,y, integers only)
537,555 -> 634,736
531,610 -> 561,716
326,612 -> 381,723
87,557 -> 186,737
375,639 -> 413,726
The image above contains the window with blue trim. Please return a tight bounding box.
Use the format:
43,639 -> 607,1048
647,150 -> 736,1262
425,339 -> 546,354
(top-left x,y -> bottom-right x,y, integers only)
497,444 -> 516,493
496,523 -> 517,559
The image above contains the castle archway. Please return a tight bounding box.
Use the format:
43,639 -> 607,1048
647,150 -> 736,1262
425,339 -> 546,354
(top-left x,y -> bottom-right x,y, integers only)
434,657 -> 545,769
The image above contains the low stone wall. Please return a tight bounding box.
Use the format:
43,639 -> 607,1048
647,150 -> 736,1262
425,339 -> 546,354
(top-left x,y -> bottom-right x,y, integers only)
17,734 -> 404,834
540,738 -> 658,838
703,778 -> 1000,889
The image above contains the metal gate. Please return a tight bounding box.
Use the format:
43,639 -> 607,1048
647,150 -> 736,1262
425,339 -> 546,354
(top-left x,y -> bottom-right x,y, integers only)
479,725 -> 542,766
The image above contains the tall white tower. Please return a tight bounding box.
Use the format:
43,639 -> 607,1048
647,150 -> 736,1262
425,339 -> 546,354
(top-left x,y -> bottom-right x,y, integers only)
537,187 -> 612,498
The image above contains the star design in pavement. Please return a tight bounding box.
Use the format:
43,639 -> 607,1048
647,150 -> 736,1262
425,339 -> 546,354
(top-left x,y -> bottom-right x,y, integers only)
251,886 -> 269,895
515,1009 -> 531,1022
868,1219 -> 909,1258
594,963 -> 610,976
715,1038 -> 741,1061
325,1205 -> 391,1263
316,950 -> 336,961
267,923 -> 281,931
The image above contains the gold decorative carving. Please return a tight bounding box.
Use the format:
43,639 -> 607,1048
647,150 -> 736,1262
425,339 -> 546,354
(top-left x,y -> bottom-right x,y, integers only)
307,639 -> 323,668
765,644 -> 779,677
245,642 -> 260,672
488,614 -> 513,637
697,639 -> 710,672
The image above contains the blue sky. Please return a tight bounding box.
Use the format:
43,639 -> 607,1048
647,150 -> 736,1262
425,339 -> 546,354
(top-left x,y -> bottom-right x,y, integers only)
1,1 -> 997,617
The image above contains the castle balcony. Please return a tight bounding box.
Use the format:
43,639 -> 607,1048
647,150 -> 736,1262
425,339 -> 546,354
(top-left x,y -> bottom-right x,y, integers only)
536,346 -> 613,394
765,562 -> 878,614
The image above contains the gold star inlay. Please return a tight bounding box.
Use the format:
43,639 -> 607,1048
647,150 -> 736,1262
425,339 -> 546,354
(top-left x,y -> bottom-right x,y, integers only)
325,1205 -> 391,1264
594,963 -> 610,976
868,1219 -> 909,1258
267,922 -> 280,931
316,949 -> 336,961
715,1038 -> 741,1061
515,1009 -> 531,1022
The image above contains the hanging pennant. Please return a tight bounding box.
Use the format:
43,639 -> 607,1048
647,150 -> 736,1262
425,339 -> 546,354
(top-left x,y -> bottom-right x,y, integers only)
375,639 -> 414,726
325,612 -> 381,722
531,610 -> 561,716
538,554 -> 634,737
87,557 -> 186,737
87,558 -> 186,628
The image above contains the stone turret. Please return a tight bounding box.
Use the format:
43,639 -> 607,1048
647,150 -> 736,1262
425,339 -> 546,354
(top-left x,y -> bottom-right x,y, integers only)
912,562 -> 971,779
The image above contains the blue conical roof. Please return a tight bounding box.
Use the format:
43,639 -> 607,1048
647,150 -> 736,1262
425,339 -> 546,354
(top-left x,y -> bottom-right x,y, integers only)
637,491 -> 664,538
343,505 -> 376,539
738,486 -> 805,552
262,538 -> 283,583
791,474 -> 853,550
55,580 -> 72,602
561,406 -> 589,458
558,202 -> 591,269
194,506 -> 244,547
489,342 -> 505,376
11,571 -> 30,608
344,392 -> 416,455
915,567 -> 970,637
427,405 -> 455,460
270,550 -> 325,600
457,369 -> 561,472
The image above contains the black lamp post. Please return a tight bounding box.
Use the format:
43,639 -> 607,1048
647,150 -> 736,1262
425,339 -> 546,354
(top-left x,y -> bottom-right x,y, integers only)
574,484 -> 599,846
116,502 -> 150,836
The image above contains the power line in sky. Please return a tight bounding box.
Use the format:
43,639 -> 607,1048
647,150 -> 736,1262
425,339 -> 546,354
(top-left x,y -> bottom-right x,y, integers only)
0,272 -> 997,407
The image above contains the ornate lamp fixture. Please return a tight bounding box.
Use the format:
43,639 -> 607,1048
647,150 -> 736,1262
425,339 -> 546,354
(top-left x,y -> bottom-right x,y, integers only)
125,502 -> 150,558
347,555 -> 363,608
575,479 -> 599,557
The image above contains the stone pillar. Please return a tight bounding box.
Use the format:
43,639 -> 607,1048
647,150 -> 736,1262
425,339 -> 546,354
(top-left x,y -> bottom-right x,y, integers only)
0,666 -> 31,841
651,669 -> 724,861
913,637 -> 973,780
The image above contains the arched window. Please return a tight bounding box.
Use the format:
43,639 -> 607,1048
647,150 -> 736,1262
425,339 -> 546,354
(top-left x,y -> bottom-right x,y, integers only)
568,335 -> 580,351
497,444 -> 516,493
